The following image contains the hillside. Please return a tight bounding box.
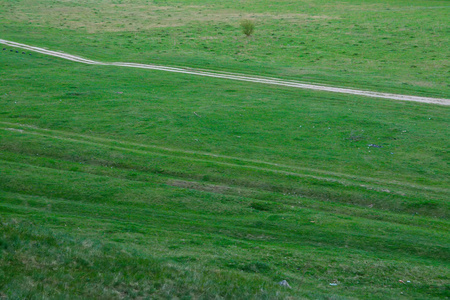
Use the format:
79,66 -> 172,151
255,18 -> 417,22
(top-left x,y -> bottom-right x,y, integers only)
1,0 -> 449,299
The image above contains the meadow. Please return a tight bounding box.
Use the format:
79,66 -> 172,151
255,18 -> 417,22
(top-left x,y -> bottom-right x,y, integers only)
0,0 -> 449,299
1,0 -> 449,97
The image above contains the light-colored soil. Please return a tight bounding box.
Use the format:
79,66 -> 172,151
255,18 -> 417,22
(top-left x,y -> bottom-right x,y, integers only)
1,39 -> 449,105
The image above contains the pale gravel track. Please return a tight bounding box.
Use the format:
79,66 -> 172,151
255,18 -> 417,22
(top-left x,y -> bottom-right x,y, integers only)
1,38 -> 449,105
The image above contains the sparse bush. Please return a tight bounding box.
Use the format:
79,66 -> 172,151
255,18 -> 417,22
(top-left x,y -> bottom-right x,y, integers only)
240,19 -> 255,37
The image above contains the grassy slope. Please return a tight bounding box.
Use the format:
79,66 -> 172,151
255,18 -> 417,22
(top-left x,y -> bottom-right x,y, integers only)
1,43 -> 449,299
1,0 -> 450,298
0,0 -> 449,97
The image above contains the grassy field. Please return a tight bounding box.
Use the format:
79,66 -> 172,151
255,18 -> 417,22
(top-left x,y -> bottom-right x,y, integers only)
1,0 -> 449,97
1,0 -> 449,299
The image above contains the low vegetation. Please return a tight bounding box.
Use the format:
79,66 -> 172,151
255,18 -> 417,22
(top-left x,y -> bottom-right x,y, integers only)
0,0 -> 449,298
240,19 -> 255,37
0,0 -> 449,97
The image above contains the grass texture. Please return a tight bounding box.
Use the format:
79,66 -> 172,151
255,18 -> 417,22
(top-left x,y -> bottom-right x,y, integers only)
0,0 -> 449,97
0,0 -> 449,299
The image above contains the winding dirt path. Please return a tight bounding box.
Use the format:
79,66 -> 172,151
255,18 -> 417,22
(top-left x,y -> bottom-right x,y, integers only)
1,38 -> 449,105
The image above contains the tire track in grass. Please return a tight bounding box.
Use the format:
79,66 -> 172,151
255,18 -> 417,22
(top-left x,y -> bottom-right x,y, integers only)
1,39 -> 449,105
1,121 -> 448,195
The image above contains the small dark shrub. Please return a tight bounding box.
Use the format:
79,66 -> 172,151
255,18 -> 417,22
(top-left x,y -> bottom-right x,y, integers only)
240,19 -> 255,37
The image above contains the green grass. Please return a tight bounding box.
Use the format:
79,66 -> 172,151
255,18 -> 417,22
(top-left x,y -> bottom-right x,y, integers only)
1,43 -> 449,299
1,0 -> 449,298
0,0 -> 449,97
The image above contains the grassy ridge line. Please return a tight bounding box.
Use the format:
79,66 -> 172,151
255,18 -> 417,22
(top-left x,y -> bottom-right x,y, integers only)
1,125 -> 446,209
1,151 -> 448,233
1,39 -> 449,105
1,195 -> 448,266
1,162 -> 448,263
1,144 -> 448,233
1,121 -> 446,195
2,123 -> 449,218
1,163 -> 449,299
1,143 -> 449,232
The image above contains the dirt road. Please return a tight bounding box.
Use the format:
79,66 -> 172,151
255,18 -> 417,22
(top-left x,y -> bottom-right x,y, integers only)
1,39 -> 448,105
